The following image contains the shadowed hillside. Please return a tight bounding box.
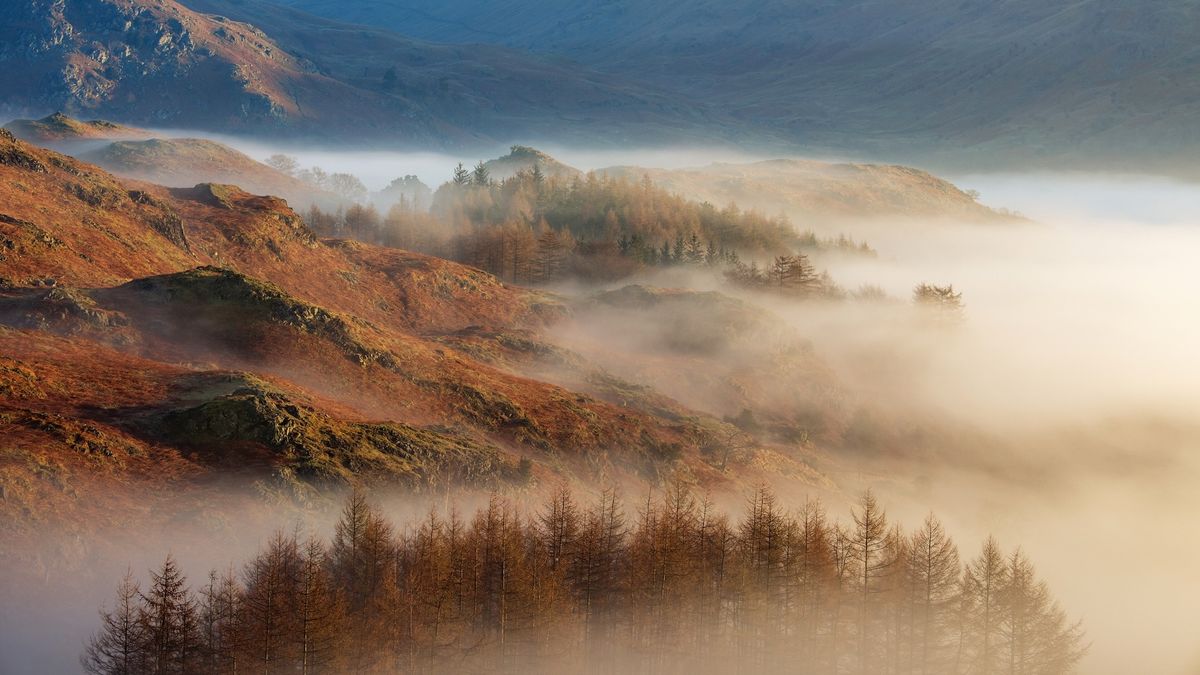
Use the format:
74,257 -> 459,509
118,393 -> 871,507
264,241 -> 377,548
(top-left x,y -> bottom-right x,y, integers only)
0,0 -> 724,146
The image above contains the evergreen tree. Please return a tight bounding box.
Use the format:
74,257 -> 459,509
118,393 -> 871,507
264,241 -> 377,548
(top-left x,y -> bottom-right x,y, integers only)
472,162 -> 492,187
452,163 -> 471,187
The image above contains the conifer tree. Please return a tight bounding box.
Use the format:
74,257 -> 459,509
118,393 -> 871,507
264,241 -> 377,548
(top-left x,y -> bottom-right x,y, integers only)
83,571 -> 147,675
139,555 -> 201,675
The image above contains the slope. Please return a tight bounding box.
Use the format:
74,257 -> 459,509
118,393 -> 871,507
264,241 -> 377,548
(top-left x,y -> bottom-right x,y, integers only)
1,131 -> 832,522
272,0 -> 1200,174
599,159 -> 1012,226
1,0 -> 723,146
79,137 -> 340,208
3,112 -> 152,145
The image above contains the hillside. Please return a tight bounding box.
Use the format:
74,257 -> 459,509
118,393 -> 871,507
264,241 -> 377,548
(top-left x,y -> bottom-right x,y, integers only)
482,145 -> 583,181
3,112 -> 151,146
600,159 -> 1012,226
271,0 -> 1200,175
0,130 -> 836,549
79,137 -> 340,208
0,0 -> 721,146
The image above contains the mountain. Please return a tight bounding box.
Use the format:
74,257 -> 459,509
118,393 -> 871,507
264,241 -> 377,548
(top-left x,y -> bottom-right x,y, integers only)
599,159 -> 1012,226
0,0 -> 723,147
79,137 -> 340,207
269,0 -> 1200,175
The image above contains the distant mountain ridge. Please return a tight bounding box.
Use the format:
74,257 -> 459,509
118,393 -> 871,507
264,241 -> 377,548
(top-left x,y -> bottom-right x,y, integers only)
267,0 -> 1200,175
0,0 -> 726,148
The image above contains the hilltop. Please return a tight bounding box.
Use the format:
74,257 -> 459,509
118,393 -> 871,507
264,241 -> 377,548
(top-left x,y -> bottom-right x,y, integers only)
600,159 -> 1014,226
3,112 -> 151,146
482,145 -> 583,181
80,137 -> 340,208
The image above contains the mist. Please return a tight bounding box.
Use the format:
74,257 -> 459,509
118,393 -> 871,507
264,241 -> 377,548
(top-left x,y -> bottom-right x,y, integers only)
124,127 -> 779,190
4,122 -> 1200,674
524,170 -> 1200,674
775,173 -> 1200,675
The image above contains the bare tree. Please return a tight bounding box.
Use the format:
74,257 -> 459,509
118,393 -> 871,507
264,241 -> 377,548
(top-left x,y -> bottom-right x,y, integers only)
83,571 -> 146,675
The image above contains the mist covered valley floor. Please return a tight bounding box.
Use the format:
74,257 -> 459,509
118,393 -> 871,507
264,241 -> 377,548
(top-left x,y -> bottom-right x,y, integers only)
0,125 -> 1198,673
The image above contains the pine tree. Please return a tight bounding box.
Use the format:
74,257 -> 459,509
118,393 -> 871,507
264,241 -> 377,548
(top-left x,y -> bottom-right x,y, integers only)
472,161 -> 492,187
452,163 -> 471,187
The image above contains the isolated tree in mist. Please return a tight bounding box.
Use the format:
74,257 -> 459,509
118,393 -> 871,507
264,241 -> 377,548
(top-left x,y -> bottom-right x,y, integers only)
265,154 -> 299,177
83,572 -> 146,675
913,283 -> 964,321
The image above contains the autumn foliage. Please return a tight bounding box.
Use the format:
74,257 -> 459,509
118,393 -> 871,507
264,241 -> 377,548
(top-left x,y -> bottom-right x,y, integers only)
85,486 -> 1085,674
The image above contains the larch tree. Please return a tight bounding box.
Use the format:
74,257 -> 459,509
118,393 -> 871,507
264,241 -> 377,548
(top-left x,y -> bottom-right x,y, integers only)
82,571 -> 146,675
138,555 -> 201,675
959,536 -> 1010,675
850,489 -> 894,674
907,513 -> 961,675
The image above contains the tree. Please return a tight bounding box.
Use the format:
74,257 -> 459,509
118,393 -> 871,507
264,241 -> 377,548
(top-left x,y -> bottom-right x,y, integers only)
539,485 -> 581,573
452,163 -> 471,187
83,571 -> 147,675
472,162 -> 492,187
239,533 -> 300,673
906,513 -> 960,674
960,536 -> 1009,675
769,254 -> 820,293
999,549 -> 1087,675
850,490 -> 895,673
382,66 -> 398,91
197,567 -> 240,675
294,538 -> 344,674
329,173 -> 368,202
265,154 -> 299,176
913,283 -> 964,321
297,166 -> 329,190
343,203 -> 381,240
139,555 -> 201,675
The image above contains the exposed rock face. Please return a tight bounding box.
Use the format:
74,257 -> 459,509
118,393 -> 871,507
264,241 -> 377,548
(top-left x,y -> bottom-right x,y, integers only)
0,0 -> 349,133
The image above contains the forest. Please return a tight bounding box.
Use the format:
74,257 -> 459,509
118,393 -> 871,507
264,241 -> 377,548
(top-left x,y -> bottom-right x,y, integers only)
83,486 -> 1085,675
299,163 -> 874,287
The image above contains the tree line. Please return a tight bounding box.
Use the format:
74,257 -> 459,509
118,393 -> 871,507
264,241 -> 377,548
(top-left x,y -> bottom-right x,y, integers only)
83,486 -> 1084,675
298,164 -> 873,285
